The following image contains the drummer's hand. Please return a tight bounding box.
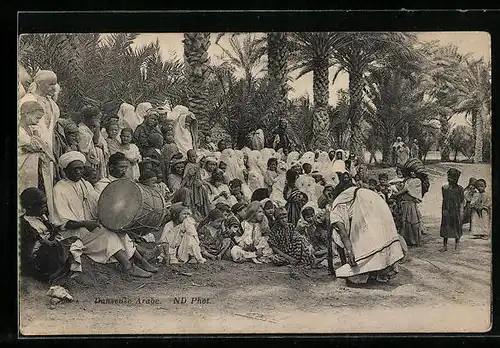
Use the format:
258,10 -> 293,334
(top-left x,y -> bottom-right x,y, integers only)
84,220 -> 101,231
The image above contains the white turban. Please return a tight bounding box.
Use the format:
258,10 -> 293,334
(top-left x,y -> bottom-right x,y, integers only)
27,70 -> 57,94
205,156 -> 217,163
59,151 -> 86,169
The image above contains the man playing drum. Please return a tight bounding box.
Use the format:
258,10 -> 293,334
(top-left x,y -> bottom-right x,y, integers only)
94,152 -> 130,195
52,151 -> 158,278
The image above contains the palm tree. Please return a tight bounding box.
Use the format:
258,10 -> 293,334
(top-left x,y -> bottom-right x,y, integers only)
422,42 -> 472,162
215,33 -> 266,92
452,58 -> 491,163
289,32 -> 350,150
267,32 -> 290,137
183,33 -> 211,134
333,32 -> 420,162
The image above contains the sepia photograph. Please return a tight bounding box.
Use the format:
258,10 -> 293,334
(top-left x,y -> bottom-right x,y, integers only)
17,30 -> 492,335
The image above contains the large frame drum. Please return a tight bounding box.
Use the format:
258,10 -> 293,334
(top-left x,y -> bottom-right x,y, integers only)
98,179 -> 167,234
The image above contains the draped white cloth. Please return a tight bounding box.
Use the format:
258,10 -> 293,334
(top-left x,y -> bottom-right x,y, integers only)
247,150 -> 265,192
166,105 -> 198,156
118,103 -> 138,131
329,187 -> 404,278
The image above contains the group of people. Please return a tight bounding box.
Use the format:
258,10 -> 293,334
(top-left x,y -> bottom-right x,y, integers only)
18,69 -> 489,291
391,137 -> 420,166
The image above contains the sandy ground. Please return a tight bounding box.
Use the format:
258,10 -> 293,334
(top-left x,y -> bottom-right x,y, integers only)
19,162 -> 492,335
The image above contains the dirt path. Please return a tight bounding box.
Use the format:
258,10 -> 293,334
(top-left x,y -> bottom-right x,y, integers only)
19,163 -> 492,335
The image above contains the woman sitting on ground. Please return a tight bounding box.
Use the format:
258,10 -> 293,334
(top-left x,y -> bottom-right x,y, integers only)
268,207 -> 319,267
19,188 -> 84,284
158,202 -> 206,264
230,201 -> 278,264
198,209 -> 233,261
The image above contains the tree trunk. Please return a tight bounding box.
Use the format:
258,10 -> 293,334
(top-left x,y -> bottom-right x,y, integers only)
183,33 -> 211,137
348,65 -> 365,162
474,109 -> 484,163
439,113 -> 451,162
382,129 -> 394,164
267,32 -> 289,143
312,59 -> 331,150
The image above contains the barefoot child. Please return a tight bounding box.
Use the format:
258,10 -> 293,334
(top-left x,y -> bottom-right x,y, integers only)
470,179 -> 491,240
463,177 -> 478,230
439,168 -> 464,252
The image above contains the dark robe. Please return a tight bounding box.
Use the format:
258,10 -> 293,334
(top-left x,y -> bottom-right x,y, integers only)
440,184 -> 464,239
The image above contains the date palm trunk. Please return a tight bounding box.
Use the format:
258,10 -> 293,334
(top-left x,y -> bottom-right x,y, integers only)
183,33 -> 211,138
267,32 -> 289,146
312,58 -> 331,150
439,113 -> 451,162
348,65 -> 365,162
474,108 -> 484,163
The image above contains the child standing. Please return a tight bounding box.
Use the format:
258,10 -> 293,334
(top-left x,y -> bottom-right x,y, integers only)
463,177 -> 478,230
439,168 -> 464,252
470,179 -> 491,240
105,120 -> 121,155
119,127 -> 141,181
263,158 -> 279,194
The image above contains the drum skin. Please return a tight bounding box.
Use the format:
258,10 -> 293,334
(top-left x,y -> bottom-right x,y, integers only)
98,179 -> 167,233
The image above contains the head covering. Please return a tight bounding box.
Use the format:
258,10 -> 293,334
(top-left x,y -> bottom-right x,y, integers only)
397,137 -> 402,141
59,118 -> 79,136
231,202 -> 247,215
59,151 -> 86,169
244,201 -> 262,221
171,156 -> 186,167
299,151 -> 315,166
251,188 -> 270,202
170,202 -> 190,223
117,103 -> 137,130
27,70 -> 57,95
447,168 -> 461,181
208,208 -> 224,221
205,156 -> 217,164
260,198 -> 274,209
334,149 -> 346,161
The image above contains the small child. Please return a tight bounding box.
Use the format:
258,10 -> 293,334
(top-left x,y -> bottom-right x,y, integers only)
378,173 -> 391,202
119,128 -> 141,181
105,121 -> 121,155
261,199 -> 276,227
470,179 -> 491,240
263,158 -> 279,193
83,165 -> 98,186
142,133 -> 165,181
439,168 -> 464,252
302,163 -> 313,175
463,177 -> 478,228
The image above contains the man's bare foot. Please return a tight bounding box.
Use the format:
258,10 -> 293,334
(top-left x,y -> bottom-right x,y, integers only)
438,247 -> 448,252
136,260 -> 159,273
126,264 -> 152,278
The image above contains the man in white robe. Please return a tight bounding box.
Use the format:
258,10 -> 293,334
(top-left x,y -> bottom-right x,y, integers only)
21,70 -> 60,222
52,151 -> 156,278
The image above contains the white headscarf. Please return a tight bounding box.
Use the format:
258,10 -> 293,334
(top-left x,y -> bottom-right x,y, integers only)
135,102 -> 153,125
117,103 -> 138,131
59,151 -> 86,169
286,151 -> 300,169
247,150 -> 265,192
251,129 -> 265,150
167,105 -> 198,156
27,70 -> 57,94
331,149 -> 347,173
259,148 -> 276,174
270,160 -> 288,207
299,151 -> 315,166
